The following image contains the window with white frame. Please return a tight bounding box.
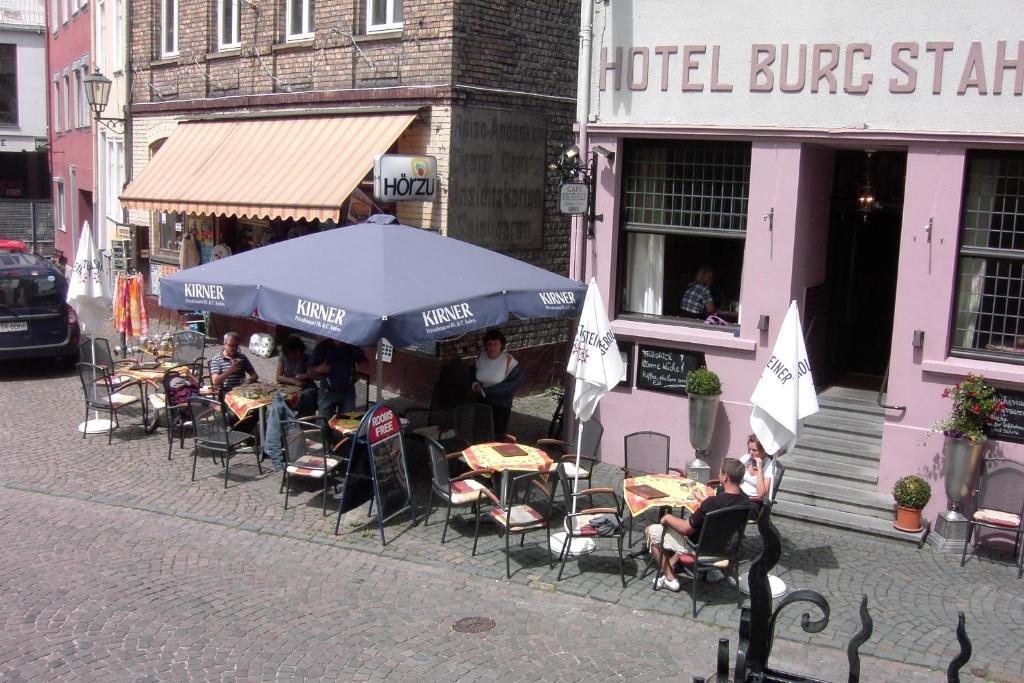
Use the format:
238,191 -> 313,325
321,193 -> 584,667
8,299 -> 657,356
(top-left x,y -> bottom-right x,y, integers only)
951,151 -> 1024,362
51,0 -> 59,33
285,0 -> 313,41
74,67 -> 88,128
219,0 -> 240,50
112,0 -> 123,70
54,178 -> 66,232
367,0 -> 401,32
95,0 -> 106,72
52,77 -> 60,133
107,137 -> 124,221
618,140 -> 750,323
65,0 -> 71,21
160,0 -> 178,57
97,129 -> 107,230
62,73 -> 70,132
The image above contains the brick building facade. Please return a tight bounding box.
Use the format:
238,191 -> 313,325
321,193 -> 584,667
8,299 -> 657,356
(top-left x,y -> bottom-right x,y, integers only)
123,0 -> 580,399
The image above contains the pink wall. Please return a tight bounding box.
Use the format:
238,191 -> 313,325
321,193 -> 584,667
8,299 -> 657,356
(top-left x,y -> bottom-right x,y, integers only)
575,133 -> 1024,525
47,0 -> 93,260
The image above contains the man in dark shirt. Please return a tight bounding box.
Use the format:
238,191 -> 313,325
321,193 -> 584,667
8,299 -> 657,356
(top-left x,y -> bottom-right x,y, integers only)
209,331 -> 258,396
310,337 -> 368,416
645,457 -> 751,592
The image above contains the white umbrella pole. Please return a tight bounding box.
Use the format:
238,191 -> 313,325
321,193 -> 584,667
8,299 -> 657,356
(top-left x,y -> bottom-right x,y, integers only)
570,420 -> 584,515
552,418 -> 595,557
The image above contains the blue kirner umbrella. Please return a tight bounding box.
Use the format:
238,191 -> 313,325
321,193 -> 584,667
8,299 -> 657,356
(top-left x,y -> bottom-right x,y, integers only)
159,221 -> 587,388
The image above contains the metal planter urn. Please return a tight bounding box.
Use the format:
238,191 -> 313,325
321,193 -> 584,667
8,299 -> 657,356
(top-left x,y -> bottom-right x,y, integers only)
943,436 -> 985,519
685,368 -> 722,484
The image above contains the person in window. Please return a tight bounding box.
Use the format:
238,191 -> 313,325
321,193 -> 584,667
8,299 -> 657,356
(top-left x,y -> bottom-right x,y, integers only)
276,335 -> 317,417
679,265 -> 717,319
644,457 -> 751,592
209,331 -> 259,396
311,336 -> 368,416
470,329 -> 524,438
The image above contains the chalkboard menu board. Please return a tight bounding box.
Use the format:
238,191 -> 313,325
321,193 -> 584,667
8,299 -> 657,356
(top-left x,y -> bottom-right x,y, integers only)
636,345 -> 706,395
989,388 -> 1024,444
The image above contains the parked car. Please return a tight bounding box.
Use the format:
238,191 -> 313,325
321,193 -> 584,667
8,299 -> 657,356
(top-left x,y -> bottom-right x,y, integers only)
0,248 -> 80,366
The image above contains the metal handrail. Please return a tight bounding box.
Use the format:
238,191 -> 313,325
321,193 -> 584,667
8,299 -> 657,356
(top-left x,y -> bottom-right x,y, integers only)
876,362 -> 906,412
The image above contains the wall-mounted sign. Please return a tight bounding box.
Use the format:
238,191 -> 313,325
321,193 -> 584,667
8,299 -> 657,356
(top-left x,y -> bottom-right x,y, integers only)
635,345 -> 706,395
447,106 -> 546,249
990,388 -> 1024,444
373,154 -> 437,202
560,183 -> 589,215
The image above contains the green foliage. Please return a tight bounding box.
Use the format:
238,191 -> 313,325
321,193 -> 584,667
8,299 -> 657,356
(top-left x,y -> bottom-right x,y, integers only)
686,367 -> 721,396
934,373 -> 1006,442
892,475 -> 931,510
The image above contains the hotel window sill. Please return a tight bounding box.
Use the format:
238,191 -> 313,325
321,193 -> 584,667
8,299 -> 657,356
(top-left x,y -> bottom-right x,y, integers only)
612,315 -> 756,352
149,56 -> 179,68
922,357 -> 1024,385
273,38 -> 313,53
356,28 -> 402,43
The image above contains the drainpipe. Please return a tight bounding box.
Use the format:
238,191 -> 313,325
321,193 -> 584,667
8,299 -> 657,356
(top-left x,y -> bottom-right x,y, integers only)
574,0 -> 593,284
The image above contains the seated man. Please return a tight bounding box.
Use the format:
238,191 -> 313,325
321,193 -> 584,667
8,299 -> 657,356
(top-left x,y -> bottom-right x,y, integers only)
209,331 -> 259,397
276,335 -> 317,417
311,337 -> 368,417
645,457 -> 752,592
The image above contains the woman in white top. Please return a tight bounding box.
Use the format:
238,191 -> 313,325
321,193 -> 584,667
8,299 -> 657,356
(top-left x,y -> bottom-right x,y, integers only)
470,329 -> 524,437
738,434 -> 777,502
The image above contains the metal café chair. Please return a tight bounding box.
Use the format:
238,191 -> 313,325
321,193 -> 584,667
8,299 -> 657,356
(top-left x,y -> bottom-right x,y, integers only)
960,456 -> 1024,578
187,396 -> 261,488
622,430 -> 681,545
75,361 -> 145,444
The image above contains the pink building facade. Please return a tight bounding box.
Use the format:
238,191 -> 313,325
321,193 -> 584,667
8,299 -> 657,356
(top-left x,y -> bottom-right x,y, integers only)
573,1 -> 1024,526
46,0 -> 92,261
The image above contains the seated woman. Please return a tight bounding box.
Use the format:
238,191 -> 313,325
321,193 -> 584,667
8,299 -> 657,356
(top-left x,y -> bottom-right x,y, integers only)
276,335 -> 317,417
739,433 -> 778,504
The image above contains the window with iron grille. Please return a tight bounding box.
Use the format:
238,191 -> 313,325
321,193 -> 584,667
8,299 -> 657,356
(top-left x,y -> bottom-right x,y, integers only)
618,140 -> 750,323
952,152 -> 1024,361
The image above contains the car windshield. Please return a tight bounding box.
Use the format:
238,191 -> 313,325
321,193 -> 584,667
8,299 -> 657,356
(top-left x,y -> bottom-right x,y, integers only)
0,273 -> 64,309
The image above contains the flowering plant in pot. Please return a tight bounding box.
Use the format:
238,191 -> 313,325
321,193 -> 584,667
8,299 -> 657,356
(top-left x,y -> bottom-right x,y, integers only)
934,374 -> 1006,516
934,373 -> 1006,442
892,475 -> 931,532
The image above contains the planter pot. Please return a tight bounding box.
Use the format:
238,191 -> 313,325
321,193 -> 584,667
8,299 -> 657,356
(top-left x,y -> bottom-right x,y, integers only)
893,506 -> 924,533
687,393 -> 721,452
944,435 -> 985,518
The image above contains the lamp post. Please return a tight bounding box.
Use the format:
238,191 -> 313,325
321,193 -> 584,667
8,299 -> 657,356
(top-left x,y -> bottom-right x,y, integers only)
549,144 -> 614,239
84,71 -> 125,134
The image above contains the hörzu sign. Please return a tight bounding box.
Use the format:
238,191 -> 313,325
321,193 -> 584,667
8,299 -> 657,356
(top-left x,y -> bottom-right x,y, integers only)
373,155 -> 437,202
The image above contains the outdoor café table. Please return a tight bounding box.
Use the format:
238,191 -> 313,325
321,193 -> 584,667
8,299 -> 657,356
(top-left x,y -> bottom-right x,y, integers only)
119,361 -> 180,430
622,473 -> 713,519
460,442 -> 553,504
327,411 -> 364,438
224,383 -> 301,448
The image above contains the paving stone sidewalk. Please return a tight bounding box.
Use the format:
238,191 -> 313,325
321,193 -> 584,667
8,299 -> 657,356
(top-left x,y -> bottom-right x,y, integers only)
2,329 -> 1020,681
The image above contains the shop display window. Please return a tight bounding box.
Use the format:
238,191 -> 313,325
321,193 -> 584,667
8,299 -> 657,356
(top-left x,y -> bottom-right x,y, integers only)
952,152 -> 1024,361
618,140 -> 750,324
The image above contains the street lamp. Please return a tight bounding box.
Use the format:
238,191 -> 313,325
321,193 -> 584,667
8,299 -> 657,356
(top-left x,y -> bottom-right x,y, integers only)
549,144 -> 614,238
83,71 -> 125,133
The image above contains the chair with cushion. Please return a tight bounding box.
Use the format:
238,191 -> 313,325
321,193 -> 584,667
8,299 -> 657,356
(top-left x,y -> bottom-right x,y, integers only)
280,418 -> 345,515
422,436 -> 494,543
652,504 -> 751,617
79,337 -> 138,392
442,402 -> 496,452
553,461 -> 627,587
960,456 -> 1024,578
76,361 -> 145,444
622,430 -> 681,545
160,364 -> 199,460
187,396 -> 261,488
169,330 -> 205,367
751,460 -> 786,523
537,418 -> 604,493
472,470 -> 557,579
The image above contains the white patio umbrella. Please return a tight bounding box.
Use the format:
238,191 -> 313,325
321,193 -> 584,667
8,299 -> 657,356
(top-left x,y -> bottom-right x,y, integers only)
67,222 -> 115,434
550,278 -> 625,556
743,299 -> 819,597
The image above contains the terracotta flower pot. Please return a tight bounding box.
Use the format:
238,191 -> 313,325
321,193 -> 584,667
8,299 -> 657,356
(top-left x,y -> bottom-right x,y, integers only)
893,505 -> 924,533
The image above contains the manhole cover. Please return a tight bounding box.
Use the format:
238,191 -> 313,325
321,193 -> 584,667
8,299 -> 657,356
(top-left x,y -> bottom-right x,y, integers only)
452,616 -> 495,633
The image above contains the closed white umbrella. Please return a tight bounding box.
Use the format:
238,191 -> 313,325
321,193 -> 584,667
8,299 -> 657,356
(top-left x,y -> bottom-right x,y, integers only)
551,278 -> 625,556
67,221 -> 111,335
749,300 -> 819,456
68,222 -> 116,434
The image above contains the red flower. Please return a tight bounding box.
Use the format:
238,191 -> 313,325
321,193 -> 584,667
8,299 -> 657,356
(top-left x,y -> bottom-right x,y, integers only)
941,389 -> 949,398
973,405 -> 982,414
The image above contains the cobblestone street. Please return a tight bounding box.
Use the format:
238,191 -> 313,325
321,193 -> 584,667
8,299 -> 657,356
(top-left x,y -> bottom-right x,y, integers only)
1,342 -> 1021,681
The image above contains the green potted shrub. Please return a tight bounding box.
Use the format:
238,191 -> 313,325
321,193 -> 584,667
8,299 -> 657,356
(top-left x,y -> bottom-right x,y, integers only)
892,475 -> 932,533
686,367 -> 722,483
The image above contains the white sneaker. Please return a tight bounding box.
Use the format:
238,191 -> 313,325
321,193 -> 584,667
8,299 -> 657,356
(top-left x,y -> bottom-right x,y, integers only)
655,576 -> 681,592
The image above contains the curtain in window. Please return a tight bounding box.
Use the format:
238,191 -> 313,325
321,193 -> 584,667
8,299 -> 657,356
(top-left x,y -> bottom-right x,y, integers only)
955,158 -> 1000,349
625,232 -> 663,315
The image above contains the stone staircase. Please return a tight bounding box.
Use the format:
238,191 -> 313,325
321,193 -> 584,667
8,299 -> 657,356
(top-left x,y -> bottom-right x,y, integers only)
773,386 -> 928,544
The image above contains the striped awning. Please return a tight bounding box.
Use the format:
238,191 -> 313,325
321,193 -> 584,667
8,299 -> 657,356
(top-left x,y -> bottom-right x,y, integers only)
120,113 -> 417,222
